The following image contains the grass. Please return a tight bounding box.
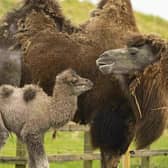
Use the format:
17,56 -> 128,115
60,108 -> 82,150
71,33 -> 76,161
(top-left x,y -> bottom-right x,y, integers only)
0,131 -> 99,168
135,12 -> 168,39
0,0 -> 168,167
0,0 -> 21,18
61,0 -> 94,24
0,131 -> 168,168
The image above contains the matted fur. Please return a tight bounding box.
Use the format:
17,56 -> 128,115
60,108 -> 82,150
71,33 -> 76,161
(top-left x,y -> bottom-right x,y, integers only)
0,69 -> 92,168
0,0 -> 78,48
15,0 -> 139,160
1,0 -> 139,166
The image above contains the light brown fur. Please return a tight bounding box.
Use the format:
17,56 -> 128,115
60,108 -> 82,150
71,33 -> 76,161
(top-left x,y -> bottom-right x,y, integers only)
0,69 -> 92,168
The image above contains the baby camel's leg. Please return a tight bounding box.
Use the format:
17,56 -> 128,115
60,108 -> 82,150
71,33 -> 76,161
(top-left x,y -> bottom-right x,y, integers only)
26,149 -> 36,168
0,114 -> 9,149
25,133 -> 49,168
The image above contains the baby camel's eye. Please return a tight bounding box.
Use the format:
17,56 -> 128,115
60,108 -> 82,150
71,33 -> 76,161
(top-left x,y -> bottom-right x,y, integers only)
70,77 -> 78,84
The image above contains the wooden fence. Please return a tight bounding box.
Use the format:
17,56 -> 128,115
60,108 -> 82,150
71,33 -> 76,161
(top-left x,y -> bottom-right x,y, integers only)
0,123 -> 168,168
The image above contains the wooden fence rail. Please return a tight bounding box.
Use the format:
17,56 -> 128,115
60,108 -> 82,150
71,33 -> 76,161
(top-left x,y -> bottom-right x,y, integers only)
130,149 -> 168,157
1,150 -> 168,164
0,123 -> 167,168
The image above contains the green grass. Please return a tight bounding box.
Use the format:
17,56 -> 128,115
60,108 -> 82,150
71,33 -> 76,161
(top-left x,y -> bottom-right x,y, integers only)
0,0 -> 21,18
0,131 -> 168,168
135,12 -> 168,39
61,0 -> 94,24
130,130 -> 168,168
0,0 -> 168,167
0,131 -> 100,168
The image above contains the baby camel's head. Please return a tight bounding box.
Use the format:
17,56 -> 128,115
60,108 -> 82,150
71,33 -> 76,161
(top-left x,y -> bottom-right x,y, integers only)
55,69 -> 93,96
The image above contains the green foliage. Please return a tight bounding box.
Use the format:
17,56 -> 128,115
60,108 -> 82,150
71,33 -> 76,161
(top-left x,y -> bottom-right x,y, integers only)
0,0 -> 20,18
61,0 -> 94,25
135,12 -> 168,39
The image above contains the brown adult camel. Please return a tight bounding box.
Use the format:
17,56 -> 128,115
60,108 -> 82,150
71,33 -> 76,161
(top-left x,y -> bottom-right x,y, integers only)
0,0 -> 138,167
97,34 -> 168,152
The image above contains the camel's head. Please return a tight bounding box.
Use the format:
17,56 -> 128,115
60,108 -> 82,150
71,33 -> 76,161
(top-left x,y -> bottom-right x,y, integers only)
96,34 -> 163,76
56,69 -> 93,96
96,45 -> 159,76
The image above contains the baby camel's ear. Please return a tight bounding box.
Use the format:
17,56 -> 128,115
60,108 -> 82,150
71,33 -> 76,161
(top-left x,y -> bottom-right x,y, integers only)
0,85 -> 14,98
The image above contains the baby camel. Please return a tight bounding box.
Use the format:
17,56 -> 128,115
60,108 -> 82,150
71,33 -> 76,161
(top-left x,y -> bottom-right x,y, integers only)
0,69 -> 93,168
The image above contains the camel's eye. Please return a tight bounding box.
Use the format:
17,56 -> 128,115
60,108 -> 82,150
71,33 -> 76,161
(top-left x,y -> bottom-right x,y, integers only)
129,48 -> 138,56
70,78 -> 78,84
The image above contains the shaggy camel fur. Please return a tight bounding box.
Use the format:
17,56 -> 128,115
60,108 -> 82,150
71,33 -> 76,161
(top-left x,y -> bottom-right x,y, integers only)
0,0 -> 79,83
1,0 -> 139,167
0,0 -> 79,84
97,34 -> 168,151
0,69 -> 93,168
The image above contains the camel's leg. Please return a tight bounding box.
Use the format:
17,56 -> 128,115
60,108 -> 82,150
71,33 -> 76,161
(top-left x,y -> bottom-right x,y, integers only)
26,148 -> 36,168
101,149 -> 120,168
101,150 -> 107,168
24,133 -> 49,168
0,114 -> 9,149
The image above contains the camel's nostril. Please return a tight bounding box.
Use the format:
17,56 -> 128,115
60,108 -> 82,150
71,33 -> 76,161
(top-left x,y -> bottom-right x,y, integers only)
96,57 -> 114,67
96,58 -> 101,66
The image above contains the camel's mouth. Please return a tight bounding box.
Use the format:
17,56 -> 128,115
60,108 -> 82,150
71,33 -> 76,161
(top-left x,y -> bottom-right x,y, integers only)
98,62 -> 116,74
99,64 -> 133,75
75,81 -> 93,91
73,79 -> 93,96
97,58 -> 130,75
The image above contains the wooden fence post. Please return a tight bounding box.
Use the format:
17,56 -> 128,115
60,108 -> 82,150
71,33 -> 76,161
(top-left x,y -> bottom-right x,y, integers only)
122,148 -> 130,168
83,131 -> 93,168
15,138 -> 26,168
141,146 -> 150,168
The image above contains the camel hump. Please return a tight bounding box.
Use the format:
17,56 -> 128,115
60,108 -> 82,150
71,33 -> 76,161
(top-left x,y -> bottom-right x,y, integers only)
23,85 -> 37,102
0,85 -> 14,98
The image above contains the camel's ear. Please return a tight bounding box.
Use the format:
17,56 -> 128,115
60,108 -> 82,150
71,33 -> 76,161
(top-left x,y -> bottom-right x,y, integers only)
126,33 -> 146,47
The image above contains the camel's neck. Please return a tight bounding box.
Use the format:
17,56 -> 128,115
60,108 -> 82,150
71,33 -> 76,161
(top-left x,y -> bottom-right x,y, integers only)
49,84 -> 78,128
133,64 -> 167,118
0,18 -> 18,49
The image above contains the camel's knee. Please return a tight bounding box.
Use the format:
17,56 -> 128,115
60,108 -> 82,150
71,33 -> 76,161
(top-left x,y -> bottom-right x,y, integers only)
26,137 -> 49,168
36,159 -> 49,168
